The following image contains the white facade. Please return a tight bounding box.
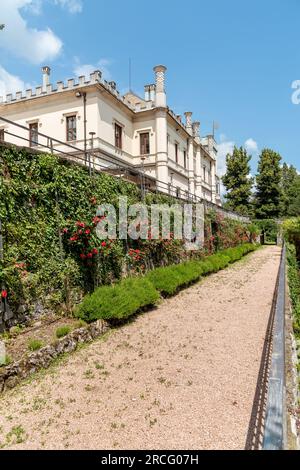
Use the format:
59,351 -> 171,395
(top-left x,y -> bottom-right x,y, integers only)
0,65 -> 221,204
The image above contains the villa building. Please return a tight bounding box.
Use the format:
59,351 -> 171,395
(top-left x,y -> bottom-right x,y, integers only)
0,65 -> 221,204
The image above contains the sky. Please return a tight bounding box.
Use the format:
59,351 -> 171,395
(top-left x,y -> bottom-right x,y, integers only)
0,0 -> 300,177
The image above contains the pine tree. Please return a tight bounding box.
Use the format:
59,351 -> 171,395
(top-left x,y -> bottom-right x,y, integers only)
222,146 -> 253,215
255,148 -> 282,219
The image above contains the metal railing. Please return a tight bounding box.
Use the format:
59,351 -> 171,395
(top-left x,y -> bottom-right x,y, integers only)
0,115 -> 249,222
262,244 -> 287,450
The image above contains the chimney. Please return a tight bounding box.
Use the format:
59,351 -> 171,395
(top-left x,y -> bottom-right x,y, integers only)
144,85 -> 150,101
184,112 -> 193,131
42,66 -> 51,92
149,84 -> 156,101
153,65 -> 167,107
192,121 -> 200,138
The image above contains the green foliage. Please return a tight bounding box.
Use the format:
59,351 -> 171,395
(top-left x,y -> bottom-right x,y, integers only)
55,325 -> 71,338
281,163 -> 300,216
0,354 -> 12,367
76,277 -> 160,322
255,148 -> 282,219
147,243 -> 256,296
1,144 -> 253,319
283,218 -> 300,261
28,339 -> 43,351
286,243 -> 300,336
205,210 -> 250,253
253,219 -> 278,244
222,146 -> 253,215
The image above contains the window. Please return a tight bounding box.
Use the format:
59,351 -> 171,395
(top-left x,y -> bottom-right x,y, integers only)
29,122 -> 38,147
0,129 -> 4,141
115,123 -> 122,149
183,150 -> 187,169
203,166 -> 206,182
176,187 -> 180,198
140,132 -> 150,155
175,143 -> 178,163
66,115 -> 77,142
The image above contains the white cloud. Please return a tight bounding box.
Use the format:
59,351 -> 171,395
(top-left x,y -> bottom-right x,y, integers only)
73,58 -> 112,81
53,0 -> 82,14
0,1 -> 63,64
0,66 -> 29,97
245,138 -> 258,155
217,134 -> 235,177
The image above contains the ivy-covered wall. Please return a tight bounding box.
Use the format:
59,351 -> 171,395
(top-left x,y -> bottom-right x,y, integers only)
0,144 -> 253,325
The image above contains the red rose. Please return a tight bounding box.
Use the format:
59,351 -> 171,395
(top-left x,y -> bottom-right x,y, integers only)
75,221 -> 85,228
80,253 -> 86,260
85,229 -> 91,235
87,253 -> 93,259
62,228 -> 68,234
1,290 -> 8,299
101,241 -> 106,247
92,248 -> 98,255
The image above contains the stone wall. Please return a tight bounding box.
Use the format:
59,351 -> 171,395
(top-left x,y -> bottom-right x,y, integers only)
0,319 -> 109,393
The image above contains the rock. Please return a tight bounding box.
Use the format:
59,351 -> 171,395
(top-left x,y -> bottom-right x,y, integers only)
5,375 -> 19,389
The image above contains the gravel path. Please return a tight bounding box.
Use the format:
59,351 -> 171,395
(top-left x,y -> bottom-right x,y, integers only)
0,246 -> 281,450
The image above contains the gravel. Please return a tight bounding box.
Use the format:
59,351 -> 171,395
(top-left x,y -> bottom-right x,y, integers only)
0,246 -> 281,450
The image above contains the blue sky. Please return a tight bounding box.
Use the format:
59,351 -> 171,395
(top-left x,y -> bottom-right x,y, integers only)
0,0 -> 300,175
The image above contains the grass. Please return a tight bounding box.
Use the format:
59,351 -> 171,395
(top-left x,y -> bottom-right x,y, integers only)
0,354 -> 12,367
28,339 -> 43,352
76,243 -> 257,322
76,277 -> 160,323
56,326 -> 71,339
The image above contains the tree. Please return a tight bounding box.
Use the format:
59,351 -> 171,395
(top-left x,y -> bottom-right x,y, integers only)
286,175 -> 300,216
281,163 -> 300,216
255,148 -> 282,219
222,146 -> 253,215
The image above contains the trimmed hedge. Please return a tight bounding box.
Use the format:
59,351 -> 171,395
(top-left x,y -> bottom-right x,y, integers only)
146,243 -> 257,296
76,277 -> 160,323
76,243 -> 258,322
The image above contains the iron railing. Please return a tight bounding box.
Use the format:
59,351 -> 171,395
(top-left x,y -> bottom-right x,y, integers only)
262,244 -> 287,450
0,115 -> 249,222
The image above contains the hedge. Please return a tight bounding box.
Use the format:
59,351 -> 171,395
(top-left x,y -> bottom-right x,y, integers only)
77,243 -> 257,321
147,243 -> 256,296
76,277 -> 160,323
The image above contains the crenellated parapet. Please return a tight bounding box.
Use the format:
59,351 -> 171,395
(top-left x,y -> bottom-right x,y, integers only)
0,68 -> 140,112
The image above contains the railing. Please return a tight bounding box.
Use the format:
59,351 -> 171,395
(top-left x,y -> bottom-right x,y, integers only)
0,115 -> 249,222
262,244 -> 287,450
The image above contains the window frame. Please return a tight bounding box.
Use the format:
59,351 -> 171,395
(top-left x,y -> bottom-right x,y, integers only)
66,115 -> 77,142
140,132 -> 150,155
175,142 -> 179,163
0,128 -> 5,142
115,123 -> 123,150
29,122 -> 39,147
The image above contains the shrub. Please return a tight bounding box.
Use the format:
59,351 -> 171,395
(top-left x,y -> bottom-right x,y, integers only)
147,243 -> 256,296
286,243 -> 300,336
76,277 -> 159,323
28,339 -> 43,351
56,325 -> 71,338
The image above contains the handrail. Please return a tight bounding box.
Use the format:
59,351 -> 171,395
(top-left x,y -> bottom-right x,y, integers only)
262,243 -> 287,450
0,115 -> 249,221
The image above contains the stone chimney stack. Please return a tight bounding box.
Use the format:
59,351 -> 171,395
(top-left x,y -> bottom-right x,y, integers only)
144,85 -> 150,101
42,66 -> 51,92
184,112 -> 193,131
192,121 -> 200,139
153,65 -> 167,107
